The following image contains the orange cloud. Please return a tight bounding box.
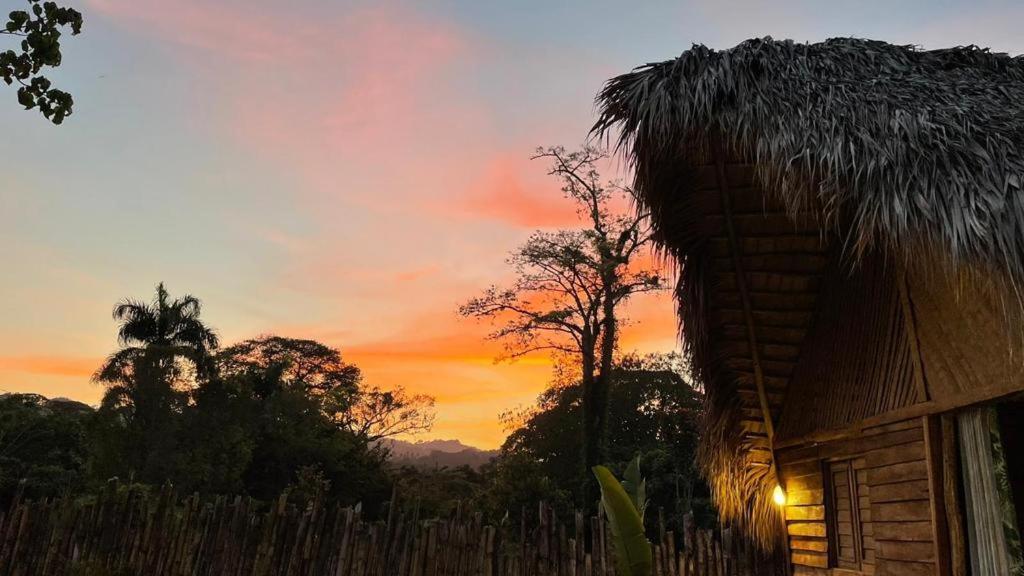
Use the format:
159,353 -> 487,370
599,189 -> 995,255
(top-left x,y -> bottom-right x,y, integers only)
335,282 -> 677,448
0,356 -> 100,378
344,305 -> 506,363
618,291 -> 680,351
312,307 -> 550,447
449,150 -> 648,229
395,266 -> 441,284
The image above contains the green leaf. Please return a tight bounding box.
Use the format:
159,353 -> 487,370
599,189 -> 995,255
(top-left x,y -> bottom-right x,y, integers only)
17,87 -> 35,109
621,455 -> 647,519
593,465 -> 652,576
9,10 -> 29,27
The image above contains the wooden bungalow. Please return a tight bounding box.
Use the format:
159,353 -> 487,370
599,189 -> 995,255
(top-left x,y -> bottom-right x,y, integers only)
594,38 -> 1024,575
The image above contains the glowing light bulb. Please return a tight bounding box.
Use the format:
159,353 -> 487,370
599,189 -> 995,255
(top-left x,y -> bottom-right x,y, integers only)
772,484 -> 786,506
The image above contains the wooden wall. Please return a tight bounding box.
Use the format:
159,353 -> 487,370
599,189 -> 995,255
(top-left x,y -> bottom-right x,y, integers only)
775,251 -> 922,441
777,417 -> 943,576
907,264 -> 1024,408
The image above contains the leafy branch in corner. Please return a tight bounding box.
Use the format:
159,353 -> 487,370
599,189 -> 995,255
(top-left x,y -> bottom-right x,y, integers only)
1,0 -> 83,124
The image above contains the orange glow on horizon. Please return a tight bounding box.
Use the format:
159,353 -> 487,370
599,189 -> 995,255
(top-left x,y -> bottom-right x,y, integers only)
0,287 -> 677,450
0,356 -> 100,379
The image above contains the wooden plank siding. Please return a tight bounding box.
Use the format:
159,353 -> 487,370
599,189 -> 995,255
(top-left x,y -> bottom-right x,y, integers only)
907,262 -> 1024,409
778,418 -> 940,575
774,249 -> 922,441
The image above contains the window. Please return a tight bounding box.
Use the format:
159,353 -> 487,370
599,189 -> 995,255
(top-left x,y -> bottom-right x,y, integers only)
960,405 -> 1024,574
826,459 -> 874,573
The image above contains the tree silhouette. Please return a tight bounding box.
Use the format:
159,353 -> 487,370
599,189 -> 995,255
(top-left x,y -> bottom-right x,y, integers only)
92,282 -> 219,482
460,145 -> 663,503
218,335 -> 435,442
340,385 -> 436,442
94,282 -> 219,413
1,0 -> 83,124
218,335 -> 362,402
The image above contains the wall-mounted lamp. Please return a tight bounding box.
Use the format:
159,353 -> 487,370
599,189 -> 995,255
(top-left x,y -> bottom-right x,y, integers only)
772,484 -> 787,506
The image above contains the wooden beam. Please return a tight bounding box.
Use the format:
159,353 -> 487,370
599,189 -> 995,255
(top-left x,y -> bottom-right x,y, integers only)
713,136 -> 776,445
898,268 -> 930,402
923,415 -> 951,576
940,414 -> 967,576
775,387 -> 1024,450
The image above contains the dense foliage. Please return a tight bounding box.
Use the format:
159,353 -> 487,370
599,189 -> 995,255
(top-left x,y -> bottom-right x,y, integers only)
1,285 -> 710,535
0,394 -> 90,499
0,284 -> 432,516
482,354 -> 713,531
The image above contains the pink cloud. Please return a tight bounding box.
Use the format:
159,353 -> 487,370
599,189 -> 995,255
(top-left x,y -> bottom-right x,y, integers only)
219,5 -> 481,194
320,12 -> 467,147
87,0 -> 310,62
454,153 -> 581,228
260,229 -> 311,254
446,149 -> 642,228
90,0 -> 481,175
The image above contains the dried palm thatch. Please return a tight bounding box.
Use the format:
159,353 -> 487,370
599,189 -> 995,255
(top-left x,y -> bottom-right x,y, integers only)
593,37 -> 1024,549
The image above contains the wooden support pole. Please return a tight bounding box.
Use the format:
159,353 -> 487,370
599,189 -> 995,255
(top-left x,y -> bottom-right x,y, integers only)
940,414 -> 967,576
924,415 -> 952,576
898,269 -> 930,402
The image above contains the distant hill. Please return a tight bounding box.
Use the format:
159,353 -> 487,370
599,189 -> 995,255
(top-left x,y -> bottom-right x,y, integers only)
380,438 -> 498,470
45,396 -> 95,414
0,392 -> 94,415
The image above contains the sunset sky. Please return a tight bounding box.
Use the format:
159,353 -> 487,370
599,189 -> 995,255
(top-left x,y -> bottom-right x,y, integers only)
1,0 -> 1021,448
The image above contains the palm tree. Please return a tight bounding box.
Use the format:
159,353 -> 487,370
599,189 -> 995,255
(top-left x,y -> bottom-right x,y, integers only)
94,283 -> 219,410
91,283 -> 219,482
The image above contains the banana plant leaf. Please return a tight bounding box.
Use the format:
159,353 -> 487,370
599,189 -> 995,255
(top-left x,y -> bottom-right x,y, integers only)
621,455 -> 647,520
593,465 -> 652,576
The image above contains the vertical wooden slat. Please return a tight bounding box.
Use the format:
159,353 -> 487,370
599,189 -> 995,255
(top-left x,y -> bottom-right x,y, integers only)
897,270 -> 929,402
923,415 -> 952,576
940,414 -> 967,576
0,483 -> 794,576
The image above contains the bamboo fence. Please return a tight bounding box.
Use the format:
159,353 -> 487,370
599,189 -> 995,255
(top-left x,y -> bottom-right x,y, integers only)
0,480 -> 786,576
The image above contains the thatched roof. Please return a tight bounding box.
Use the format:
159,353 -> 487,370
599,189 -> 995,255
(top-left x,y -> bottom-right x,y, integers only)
593,37 -> 1024,548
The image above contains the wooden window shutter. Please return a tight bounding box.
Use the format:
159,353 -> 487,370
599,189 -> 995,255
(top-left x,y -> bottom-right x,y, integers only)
827,459 -> 875,573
